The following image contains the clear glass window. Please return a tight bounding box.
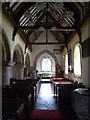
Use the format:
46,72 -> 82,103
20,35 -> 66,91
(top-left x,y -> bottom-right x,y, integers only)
74,45 -> 81,76
65,53 -> 68,74
42,58 -> 51,72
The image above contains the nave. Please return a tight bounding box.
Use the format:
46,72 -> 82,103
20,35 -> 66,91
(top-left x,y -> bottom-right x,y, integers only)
1,1 -> 90,120
18,79 -> 78,120
35,79 -> 58,110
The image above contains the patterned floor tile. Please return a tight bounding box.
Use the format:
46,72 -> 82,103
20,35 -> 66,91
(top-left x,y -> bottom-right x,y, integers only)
35,82 -> 58,110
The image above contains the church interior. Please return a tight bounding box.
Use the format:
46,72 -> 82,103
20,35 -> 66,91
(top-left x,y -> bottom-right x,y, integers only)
0,1 -> 90,120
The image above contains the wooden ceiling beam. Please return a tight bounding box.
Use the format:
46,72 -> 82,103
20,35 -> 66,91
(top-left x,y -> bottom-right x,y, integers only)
32,11 -> 42,22
10,2 -> 18,10
24,30 -> 34,52
64,3 -> 81,24
18,23 -> 76,31
48,12 -> 58,22
34,31 -> 38,40
26,30 -> 34,39
51,31 -> 64,43
35,12 -> 45,24
13,2 -> 35,23
30,42 -> 65,45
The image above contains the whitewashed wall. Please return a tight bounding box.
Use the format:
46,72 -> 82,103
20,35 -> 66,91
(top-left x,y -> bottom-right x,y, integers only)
61,17 -> 90,87
30,31 -> 61,66
2,13 -> 31,84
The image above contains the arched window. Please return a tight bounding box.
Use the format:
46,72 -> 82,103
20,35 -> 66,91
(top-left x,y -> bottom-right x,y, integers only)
65,53 -> 68,74
74,44 -> 81,76
42,58 -> 51,72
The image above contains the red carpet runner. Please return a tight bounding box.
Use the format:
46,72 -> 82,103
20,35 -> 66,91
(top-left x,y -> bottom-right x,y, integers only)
30,110 -> 77,120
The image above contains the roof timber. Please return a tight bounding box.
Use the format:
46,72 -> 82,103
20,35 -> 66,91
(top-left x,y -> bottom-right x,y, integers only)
3,2 -> 88,53
18,24 -> 76,31
13,2 -> 35,23
29,42 -> 65,45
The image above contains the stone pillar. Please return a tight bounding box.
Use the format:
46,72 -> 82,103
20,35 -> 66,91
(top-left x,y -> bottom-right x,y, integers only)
24,66 -> 31,78
12,64 -> 24,80
55,64 -> 61,77
2,62 -> 14,85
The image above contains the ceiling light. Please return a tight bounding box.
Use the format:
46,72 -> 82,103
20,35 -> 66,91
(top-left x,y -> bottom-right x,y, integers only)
53,2 -> 64,10
35,2 -> 45,11
65,11 -> 74,18
61,21 -> 69,27
51,26 -> 57,31
38,26 -> 45,31
28,20 -> 35,26
24,11 -> 32,18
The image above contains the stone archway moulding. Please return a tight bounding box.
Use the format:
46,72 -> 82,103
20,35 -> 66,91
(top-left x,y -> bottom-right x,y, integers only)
13,44 -> 24,65
33,50 -> 59,69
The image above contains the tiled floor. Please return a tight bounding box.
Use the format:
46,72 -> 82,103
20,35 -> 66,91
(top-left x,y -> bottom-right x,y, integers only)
35,80 -> 59,110
34,79 -> 76,111
21,79 -> 78,120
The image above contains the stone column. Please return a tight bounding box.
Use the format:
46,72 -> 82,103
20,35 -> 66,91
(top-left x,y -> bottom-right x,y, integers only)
12,64 -> 24,80
24,66 -> 31,78
2,62 -> 14,85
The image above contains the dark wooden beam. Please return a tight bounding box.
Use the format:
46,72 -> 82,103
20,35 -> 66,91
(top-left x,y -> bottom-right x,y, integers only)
24,30 -> 35,52
33,31 -> 43,43
48,3 -> 59,21
46,30 -> 48,43
76,29 -> 81,43
29,44 -> 32,52
13,2 -> 35,23
18,23 -> 76,31
25,41 -> 32,52
33,11 -> 43,22
35,12 -> 45,24
34,31 -> 37,40
29,42 -> 65,45
65,2 -> 81,22
12,27 -> 18,41
10,2 -> 18,10
48,12 -> 58,22
10,3 -> 18,14
26,30 -> 34,39
51,31 -> 64,43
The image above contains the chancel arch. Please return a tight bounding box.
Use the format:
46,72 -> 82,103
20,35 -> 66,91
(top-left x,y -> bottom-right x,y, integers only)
33,50 -> 60,76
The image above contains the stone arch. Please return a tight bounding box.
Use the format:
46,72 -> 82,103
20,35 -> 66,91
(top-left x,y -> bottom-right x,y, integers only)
2,28 -> 11,85
33,50 -> 59,69
2,28 -> 10,63
13,44 -> 24,65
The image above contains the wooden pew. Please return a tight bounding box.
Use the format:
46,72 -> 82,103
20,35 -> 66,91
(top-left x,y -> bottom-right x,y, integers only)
52,78 -> 85,107
10,78 -> 40,108
2,85 -> 32,110
2,101 -> 24,120
3,78 -> 40,119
